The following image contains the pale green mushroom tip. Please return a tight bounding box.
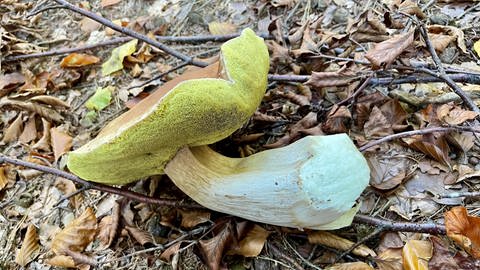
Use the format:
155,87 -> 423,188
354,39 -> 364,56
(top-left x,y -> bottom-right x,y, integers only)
67,28 -> 269,185
296,134 -> 370,227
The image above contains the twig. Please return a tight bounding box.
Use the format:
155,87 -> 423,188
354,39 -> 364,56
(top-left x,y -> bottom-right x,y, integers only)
336,76 -> 373,106
353,214 -> 446,235
359,126 -> 480,152
334,227 -> 383,263
418,24 -> 480,113
440,191 -> 480,198
0,155 -> 204,209
51,0 -> 207,67
268,242 -> 305,270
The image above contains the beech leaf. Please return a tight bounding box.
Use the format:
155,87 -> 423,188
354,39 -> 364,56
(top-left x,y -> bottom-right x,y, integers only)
102,39 -> 138,76
60,53 -> 100,68
85,86 -> 113,111
445,206 -> 480,258
15,224 -> 40,267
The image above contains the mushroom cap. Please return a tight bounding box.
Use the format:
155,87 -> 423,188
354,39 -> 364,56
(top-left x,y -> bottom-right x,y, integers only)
67,29 -> 269,185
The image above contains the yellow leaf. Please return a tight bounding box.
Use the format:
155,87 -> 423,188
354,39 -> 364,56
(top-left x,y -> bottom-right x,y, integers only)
15,224 -> 40,267
474,40 -> 480,58
402,240 -> 432,270
445,206 -> 480,258
326,262 -> 374,270
308,231 -> 376,257
102,39 -> 138,76
51,207 -> 97,255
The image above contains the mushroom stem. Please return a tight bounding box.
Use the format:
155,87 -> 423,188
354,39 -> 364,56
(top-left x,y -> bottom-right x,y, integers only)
165,134 -> 370,230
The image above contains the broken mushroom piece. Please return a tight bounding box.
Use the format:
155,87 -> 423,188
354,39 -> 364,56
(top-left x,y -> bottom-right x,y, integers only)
166,134 -> 370,230
67,29 -> 370,230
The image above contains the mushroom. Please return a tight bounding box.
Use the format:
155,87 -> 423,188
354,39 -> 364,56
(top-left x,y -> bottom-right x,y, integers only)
67,29 -> 370,230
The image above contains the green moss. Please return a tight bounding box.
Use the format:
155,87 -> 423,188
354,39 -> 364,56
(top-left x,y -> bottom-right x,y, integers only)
67,29 -> 270,185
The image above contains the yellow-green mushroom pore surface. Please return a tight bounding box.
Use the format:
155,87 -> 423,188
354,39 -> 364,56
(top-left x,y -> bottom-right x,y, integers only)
67,28 -> 269,185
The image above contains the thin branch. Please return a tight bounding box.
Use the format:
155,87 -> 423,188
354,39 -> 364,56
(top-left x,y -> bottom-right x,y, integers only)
51,0 -> 207,67
440,191 -> 480,198
418,24 -> 480,113
0,155 -> 204,209
359,126 -> 480,152
354,214 -> 446,235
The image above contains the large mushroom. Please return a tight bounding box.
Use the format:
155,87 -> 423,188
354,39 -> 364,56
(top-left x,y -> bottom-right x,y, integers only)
67,29 -> 370,230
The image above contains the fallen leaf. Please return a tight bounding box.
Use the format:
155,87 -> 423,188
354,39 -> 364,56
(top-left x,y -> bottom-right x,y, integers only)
208,22 -> 237,35
178,209 -> 211,229
326,262 -> 374,270
60,53 -> 100,68
51,207 -> 97,255
0,98 -> 64,123
443,107 -> 478,125
403,133 -> 450,166
375,247 -> 403,270
97,202 -> 119,248
367,155 -> 411,190
125,226 -> 154,247
199,221 -> 234,270
32,118 -> 52,151
398,0 -> 426,19
322,105 -> 352,134
0,167 -> 8,191
402,239 -> 432,270
50,127 -> 72,161
429,236 -> 461,270
46,255 -> 76,268
80,17 -> 101,33
160,242 -> 182,262
102,39 -> 138,76
15,224 -> 40,267
54,177 -> 82,208
428,25 -> 467,54
2,113 -> 24,143
29,95 -> 70,108
365,30 -> 414,69
305,68 -> 357,89
228,224 -> 270,257
18,115 -> 37,144
445,206 -> 480,258
0,72 -> 25,97
308,231 -> 376,257
101,0 -> 121,7
364,106 -> 393,138
85,86 -> 113,111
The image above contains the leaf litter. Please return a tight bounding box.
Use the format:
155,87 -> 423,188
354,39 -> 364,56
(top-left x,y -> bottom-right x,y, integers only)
3,0 -> 480,269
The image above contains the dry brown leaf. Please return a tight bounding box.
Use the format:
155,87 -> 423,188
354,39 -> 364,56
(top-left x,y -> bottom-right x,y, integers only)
60,53 -> 100,68
18,115 -> 37,144
0,72 -> 25,97
51,207 -> 97,255
308,231 -> 376,257
208,22 -> 237,35
445,206 -> 480,258
305,68 -> 357,89
178,209 -> 211,229
375,248 -> 403,270
429,33 -> 456,53
125,226 -> 154,247
199,221 -> 234,270
0,167 -> 8,191
447,132 -> 475,152
428,25 -> 467,54
367,155 -> 410,190
101,0 -> 121,7
364,106 -> 393,138
398,0 -> 426,19
80,17 -> 101,33
443,107 -> 478,125
365,30 -> 414,69
429,236 -> 461,270
2,113 -> 23,143
160,242 -> 182,262
326,262 -> 374,270
0,98 -> 63,123
46,255 -> 76,268
322,105 -> 352,134
402,239 -> 432,270
228,224 -> 270,257
55,177 -> 83,208
29,95 -> 70,108
32,118 -> 52,151
403,134 -> 450,166
264,112 -> 317,148
15,224 -> 40,267
50,127 -> 72,161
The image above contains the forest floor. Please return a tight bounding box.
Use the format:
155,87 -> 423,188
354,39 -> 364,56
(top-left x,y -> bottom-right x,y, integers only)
2,0 -> 480,269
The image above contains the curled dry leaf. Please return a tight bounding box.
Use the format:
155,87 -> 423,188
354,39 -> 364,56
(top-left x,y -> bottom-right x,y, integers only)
441,107 -> 478,125
326,262 -> 374,270
0,72 -> 25,97
402,239 -> 432,270
305,68 -> 357,89
60,53 -> 100,68
50,127 -> 73,161
125,225 -> 154,247
374,248 -> 403,270
199,221 -> 234,270
364,106 -> 393,138
208,21 -> 237,35
0,167 -> 8,191
322,105 -> 352,134
367,155 -> 411,190
429,236 -> 462,270
428,25 -> 467,54
398,0 -> 426,19
18,115 -> 37,144
178,209 -> 211,229
365,30 -> 414,69
264,112 -> 317,148
445,206 -> 480,258
51,207 -> 97,255
15,224 -> 40,267
0,98 -> 63,123
46,255 -> 76,268
228,224 -> 270,257
160,242 -> 182,262
32,118 -> 52,152
308,231 -> 376,257
29,95 -> 70,108
54,177 -> 82,209
252,111 -> 284,122
403,133 -> 450,166
2,113 -> 23,143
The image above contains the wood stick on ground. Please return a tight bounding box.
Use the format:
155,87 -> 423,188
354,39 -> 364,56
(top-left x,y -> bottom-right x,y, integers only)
418,24 -> 480,113
354,214 -> 446,235
51,0 -> 208,67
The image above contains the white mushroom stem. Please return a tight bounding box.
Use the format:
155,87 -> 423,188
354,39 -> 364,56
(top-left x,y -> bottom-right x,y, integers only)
165,134 -> 370,230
